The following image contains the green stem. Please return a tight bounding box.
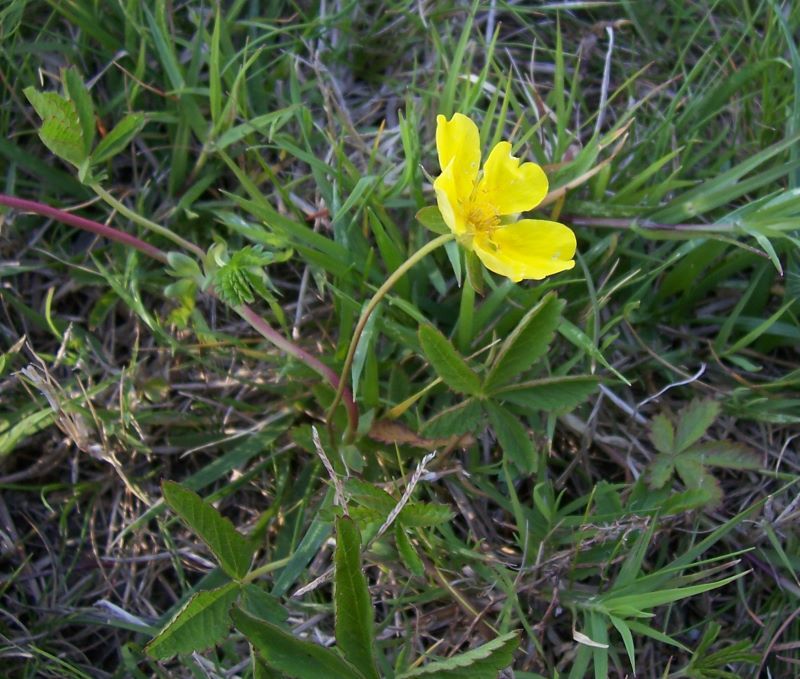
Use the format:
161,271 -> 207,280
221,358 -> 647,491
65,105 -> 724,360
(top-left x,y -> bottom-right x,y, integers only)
241,555 -> 292,584
91,183 -> 206,259
328,231 -> 456,442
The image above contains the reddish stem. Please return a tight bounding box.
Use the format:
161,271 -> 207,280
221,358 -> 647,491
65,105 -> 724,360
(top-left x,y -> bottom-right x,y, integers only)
0,193 -> 168,263
0,192 -> 359,433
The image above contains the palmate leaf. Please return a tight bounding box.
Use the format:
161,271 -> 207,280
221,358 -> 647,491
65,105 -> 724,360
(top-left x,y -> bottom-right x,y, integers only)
674,398 -> 720,452
162,481 -> 254,580
483,292 -> 564,391
397,631 -> 519,678
146,581 -> 240,659
649,412 -> 675,454
24,87 -> 86,167
421,398 -> 483,438
334,516 -> 379,679
418,324 -> 482,396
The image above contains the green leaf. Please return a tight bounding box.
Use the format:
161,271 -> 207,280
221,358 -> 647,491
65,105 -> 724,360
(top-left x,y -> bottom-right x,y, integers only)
24,87 -> 86,167
63,67 -> 95,155
649,413 -> 675,454
346,478 -> 397,513
146,582 -> 240,659
351,302 -> 380,400
421,398 -> 484,438
397,630 -> 519,678
161,481 -> 254,580
241,584 -> 289,625
419,324 -> 483,396
674,399 -> 720,452
395,524 -> 425,577
685,441 -> 761,470
675,458 -> 723,507
166,251 -> 202,279
609,615 -> 636,673
91,113 -> 146,165
492,376 -> 599,412
485,401 -> 537,473
646,455 -> 675,490
484,293 -> 563,391
232,607 -> 367,679
334,516 -> 379,679
398,502 -> 454,528
416,205 -> 450,234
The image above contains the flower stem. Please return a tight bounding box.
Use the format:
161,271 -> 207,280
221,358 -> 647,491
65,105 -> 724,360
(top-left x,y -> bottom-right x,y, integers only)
0,193 -> 168,263
328,231 -> 456,442
91,183 -> 206,260
1,191 -> 359,430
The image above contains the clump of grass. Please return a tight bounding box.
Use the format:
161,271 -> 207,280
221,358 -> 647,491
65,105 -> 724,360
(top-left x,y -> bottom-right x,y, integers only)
1,1 -> 798,677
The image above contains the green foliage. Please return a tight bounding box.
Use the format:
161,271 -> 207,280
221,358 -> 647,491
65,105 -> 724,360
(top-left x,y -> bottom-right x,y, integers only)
333,516 -> 379,679
646,399 -> 761,507
145,582 -> 240,660
161,481 -> 254,580
396,631 -> 519,678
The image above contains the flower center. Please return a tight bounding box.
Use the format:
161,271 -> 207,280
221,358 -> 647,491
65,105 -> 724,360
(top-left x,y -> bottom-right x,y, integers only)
465,201 -> 500,234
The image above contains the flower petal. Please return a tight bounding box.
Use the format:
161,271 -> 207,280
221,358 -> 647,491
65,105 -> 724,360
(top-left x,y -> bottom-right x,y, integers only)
436,113 -> 481,201
433,159 -> 467,235
473,219 -> 576,282
477,141 -> 548,215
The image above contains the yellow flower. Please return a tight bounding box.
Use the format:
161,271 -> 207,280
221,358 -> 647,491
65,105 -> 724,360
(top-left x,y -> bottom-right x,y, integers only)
434,113 -> 576,282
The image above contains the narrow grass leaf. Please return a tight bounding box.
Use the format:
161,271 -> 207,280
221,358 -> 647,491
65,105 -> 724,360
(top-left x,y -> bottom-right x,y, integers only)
161,481 -> 254,580
418,325 -> 482,396
232,607 -> 366,679
397,630 -> 519,678
609,615 -> 636,673
145,581 -> 239,659
484,293 -> 563,391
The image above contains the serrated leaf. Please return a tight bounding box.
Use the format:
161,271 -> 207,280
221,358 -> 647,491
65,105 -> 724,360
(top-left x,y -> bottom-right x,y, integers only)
146,582 -> 240,659
395,524 -> 425,577
398,502 -> 454,528
24,87 -> 86,167
397,631 -> 519,678
674,399 -> 720,452
649,413 -> 675,454
646,455 -> 675,490
63,67 -> 95,155
91,113 -> 146,165
416,205 -> 450,234
334,516 -> 379,679
685,441 -> 761,470
232,607 -> 366,679
675,458 -> 723,507
162,481 -> 254,580
419,325 -> 483,396
485,401 -> 537,473
492,376 -> 599,412
484,293 -> 563,391
421,398 -> 483,438
345,478 -> 397,513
